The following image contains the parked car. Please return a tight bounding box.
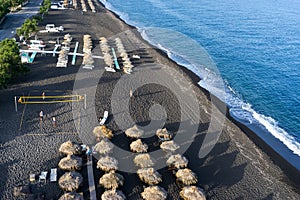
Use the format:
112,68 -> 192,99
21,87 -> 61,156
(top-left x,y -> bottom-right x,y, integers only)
27,40 -> 46,49
50,2 -> 66,9
45,24 -> 64,32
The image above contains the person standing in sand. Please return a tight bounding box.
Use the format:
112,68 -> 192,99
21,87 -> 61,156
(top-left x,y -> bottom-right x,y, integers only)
86,146 -> 92,161
52,116 -> 57,127
39,110 -> 44,121
130,90 -> 133,98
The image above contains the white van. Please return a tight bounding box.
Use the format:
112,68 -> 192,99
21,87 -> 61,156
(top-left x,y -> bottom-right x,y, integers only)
45,24 -> 64,32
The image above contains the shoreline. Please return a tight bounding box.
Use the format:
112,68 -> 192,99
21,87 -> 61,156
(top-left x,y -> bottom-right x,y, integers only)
0,1 -> 299,199
97,0 -> 300,187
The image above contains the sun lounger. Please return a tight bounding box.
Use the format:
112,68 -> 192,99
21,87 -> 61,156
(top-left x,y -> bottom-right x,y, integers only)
50,168 -> 57,182
105,67 -> 116,72
39,171 -> 47,184
132,54 -> 140,59
99,111 -> 108,125
29,174 -> 35,182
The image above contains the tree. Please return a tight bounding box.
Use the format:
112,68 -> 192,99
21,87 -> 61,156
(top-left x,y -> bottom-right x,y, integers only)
0,0 -> 10,19
16,18 -> 38,41
9,0 -> 23,8
0,39 -> 28,88
39,0 -> 51,18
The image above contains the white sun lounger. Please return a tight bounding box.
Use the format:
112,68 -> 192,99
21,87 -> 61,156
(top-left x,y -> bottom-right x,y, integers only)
50,168 -> 57,182
99,111 -> 108,125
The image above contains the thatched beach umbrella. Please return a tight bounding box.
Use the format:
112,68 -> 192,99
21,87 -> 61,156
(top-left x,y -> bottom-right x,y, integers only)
122,57 -> 131,62
176,168 -> 198,186
101,45 -> 110,52
59,171 -> 83,192
120,52 -> 128,58
103,53 -> 113,60
105,59 -> 114,66
58,155 -> 82,171
134,153 -> 154,168
59,192 -> 84,200
94,139 -> 114,154
115,37 -> 121,43
100,37 -> 107,42
59,141 -> 81,155
125,125 -> 144,139
141,186 -> 167,200
166,154 -> 188,169
137,168 -> 162,185
160,140 -> 180,152
180,186 -> 206,200
130,139 -> 148,153
99,171 -> 124,189
93,125 -> 113,139
156,128 -> 173,141
123,61 -> 132,66
101,189 -> 126,200
116,42 -> 124,49
97,156 -> 118,172
118,48 -> 126,54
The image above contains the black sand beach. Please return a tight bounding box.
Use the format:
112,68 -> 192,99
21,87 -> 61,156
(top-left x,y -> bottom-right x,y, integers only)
0,0 -> 299,199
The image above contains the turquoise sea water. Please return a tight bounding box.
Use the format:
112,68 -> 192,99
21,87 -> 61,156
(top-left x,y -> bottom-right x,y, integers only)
99,0 -> 300,159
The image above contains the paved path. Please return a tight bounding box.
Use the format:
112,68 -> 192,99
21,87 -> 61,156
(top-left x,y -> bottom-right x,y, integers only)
0,0 -> 44,41
87,156 -> 97,200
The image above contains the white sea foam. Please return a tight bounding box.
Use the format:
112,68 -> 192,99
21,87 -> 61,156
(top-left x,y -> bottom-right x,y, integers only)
250,107 -> 300,156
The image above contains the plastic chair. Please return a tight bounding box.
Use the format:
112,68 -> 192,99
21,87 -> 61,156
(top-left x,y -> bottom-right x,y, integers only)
39,171 -> 47,184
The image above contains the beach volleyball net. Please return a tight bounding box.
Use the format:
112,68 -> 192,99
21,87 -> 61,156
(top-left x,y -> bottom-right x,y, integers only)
17,94 -> 85,104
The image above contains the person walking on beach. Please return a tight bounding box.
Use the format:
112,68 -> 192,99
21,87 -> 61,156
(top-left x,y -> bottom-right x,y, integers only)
86,146 -> 92,161
52,116 -> 57,127
39,110 -> 44,121
129,89 -> 133,98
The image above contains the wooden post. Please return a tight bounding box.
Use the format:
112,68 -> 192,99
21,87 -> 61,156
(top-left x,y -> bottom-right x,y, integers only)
84,94 -> 87,109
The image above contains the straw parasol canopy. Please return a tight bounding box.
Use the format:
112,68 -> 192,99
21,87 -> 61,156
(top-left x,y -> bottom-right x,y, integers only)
100,37 -> 107,42
97,156 -> 118,172
59,141 -> 81,155
166,154 -> 188,169
137,168 -> 162,185
176,168 -> 198,186
160,140 -> 180,152
59,192 -> 84,200
125,125 -> 144,139
141,186 -> 167,200
59,171 -> 83,192
156,128 -> 173,141
180,186 -> 206,200
134,153 -> 154,168
58,155 -> 82,171
94,139 -> 114,154
101,189 -> 126,200
120,52 -> 128,58
130,139 -> 148,153
122,57 -> 131,62
93,125 -> 113,139
99,171 -> 124,189
103,53 -> 113,60
101,45 -> 110,52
